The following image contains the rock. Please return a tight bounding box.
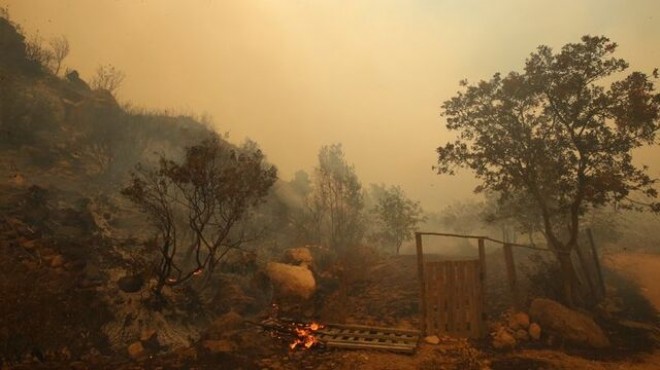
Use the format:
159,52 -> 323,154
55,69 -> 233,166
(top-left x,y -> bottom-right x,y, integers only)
202,339 -> 236,353
266,262 -> 316,299
140,328 -> 157,342
529,298 -> 610,348
283,247 -> 314,266
139,328 -> 160,351
127,341 -> 145,360
514,329 -> 529,341
508,312 -> 530,330
529,323 -> 542,340
492,328 -> 516,350
50,255 -> 65,268
424,335 -> 440,345
117,274 -> 144,293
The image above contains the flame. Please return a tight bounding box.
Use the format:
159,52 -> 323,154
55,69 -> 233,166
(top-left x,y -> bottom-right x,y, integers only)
289,322 -> 325,350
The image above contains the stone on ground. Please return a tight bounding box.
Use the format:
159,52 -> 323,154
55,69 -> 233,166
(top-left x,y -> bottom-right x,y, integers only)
492,328 -> 517,350
508,311 -> 530,330
127,341 -> 146,360
266,262 -> 316,299
424,335 -> 440,345
529,323 -> 542,340
529,298 -> 610,348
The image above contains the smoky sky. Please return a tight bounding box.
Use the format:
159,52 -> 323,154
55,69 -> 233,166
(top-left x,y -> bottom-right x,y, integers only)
4,0 -> 660,211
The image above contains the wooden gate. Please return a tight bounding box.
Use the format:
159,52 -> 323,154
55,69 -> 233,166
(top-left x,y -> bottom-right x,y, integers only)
423,260 -> 484,338
416,232 -> 487,339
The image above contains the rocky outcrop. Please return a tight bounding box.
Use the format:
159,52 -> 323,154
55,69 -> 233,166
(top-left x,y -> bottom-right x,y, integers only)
529,298 -> 610,348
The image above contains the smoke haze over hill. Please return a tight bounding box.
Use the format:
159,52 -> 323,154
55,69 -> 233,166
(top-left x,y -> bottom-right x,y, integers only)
3,0 -> 660,210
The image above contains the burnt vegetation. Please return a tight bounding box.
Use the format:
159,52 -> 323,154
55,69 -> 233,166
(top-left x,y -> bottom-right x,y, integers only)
1,8 -> 660,370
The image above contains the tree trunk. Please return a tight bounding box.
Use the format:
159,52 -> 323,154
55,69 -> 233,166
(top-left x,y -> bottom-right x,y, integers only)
555,249 -> 584,308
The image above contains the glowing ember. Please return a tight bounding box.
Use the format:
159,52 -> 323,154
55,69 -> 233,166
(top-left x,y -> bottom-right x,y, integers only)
289,322 -> 325,350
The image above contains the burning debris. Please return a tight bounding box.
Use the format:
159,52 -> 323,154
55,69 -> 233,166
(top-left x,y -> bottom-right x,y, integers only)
254,315 -> 421,354
289,322 -> 325,350
256,317 -> 326,350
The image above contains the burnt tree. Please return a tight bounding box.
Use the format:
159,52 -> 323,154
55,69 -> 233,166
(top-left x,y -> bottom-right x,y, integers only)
122,134 -> 277,296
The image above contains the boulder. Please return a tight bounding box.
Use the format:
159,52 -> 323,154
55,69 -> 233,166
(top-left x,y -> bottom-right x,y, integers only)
127,341 -> 145,360
492,328 -> 516,350
424,335 -> 440,345
529,323 -> 542,341
140,328 -> 160,351
266,262 -> 316,299
508,312 -> 530,330
529,298 -> 610,348
283,247 -> 314,266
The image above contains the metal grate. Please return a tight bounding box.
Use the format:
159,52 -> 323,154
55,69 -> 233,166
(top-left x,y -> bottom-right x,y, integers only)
317,324 -> 420,354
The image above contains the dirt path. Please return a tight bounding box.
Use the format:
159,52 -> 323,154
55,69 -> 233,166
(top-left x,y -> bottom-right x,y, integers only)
603,252 -> 660,311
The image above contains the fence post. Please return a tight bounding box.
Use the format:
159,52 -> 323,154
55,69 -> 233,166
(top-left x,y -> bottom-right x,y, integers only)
503,243 -> 521,309
478,238 -> 487,335
415,232 -> 427,335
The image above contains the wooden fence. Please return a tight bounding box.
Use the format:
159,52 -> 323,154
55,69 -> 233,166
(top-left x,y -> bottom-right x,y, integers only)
415,229 -> 605,337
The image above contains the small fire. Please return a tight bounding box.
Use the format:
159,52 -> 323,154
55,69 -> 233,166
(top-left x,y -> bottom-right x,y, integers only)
289,322 -> 325,350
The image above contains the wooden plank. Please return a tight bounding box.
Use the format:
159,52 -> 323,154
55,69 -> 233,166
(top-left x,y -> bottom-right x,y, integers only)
427,262 -> 441,335
324,340 -> 416,354
322,324 -> 420,336
503,243 -> 521,310
446,261 -> 456,334
422,258 -> 486,339
478,238 -> 487,332
416,232 -> 427,335
415,231 -> 550,251
475,259 -> 485,338
317,331 -> 417,343
456,260 -> 466,336
464,260 -> 477,337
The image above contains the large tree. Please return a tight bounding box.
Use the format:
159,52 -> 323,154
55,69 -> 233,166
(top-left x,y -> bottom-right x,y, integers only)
122,134 -> 277,297
370,184 -> 425,254
436,35 -> 660,306
312,144 -> 365,252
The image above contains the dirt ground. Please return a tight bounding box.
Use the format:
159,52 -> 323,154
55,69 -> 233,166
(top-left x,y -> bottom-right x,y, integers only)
604,252 -> 660,312
242,251 -> 660,370
312,251 -> 660,370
